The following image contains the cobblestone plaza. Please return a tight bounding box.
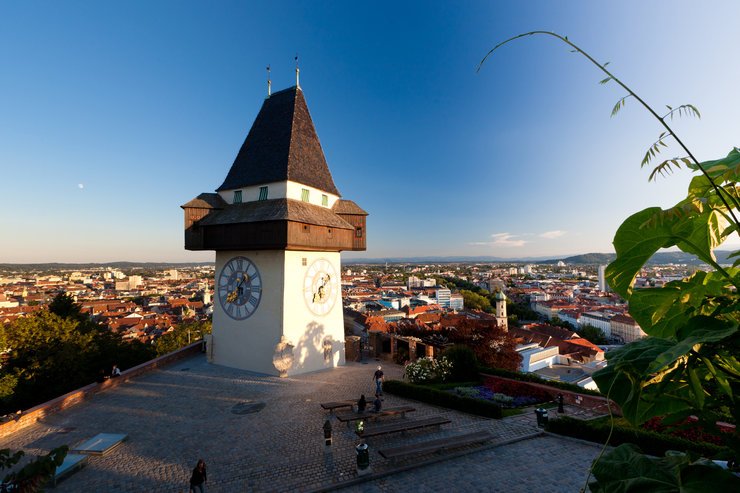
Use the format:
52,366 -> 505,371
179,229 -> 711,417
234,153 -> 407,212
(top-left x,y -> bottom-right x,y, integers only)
1,355 -> 602,492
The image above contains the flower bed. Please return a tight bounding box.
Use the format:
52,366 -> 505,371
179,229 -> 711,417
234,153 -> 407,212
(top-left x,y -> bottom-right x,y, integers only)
641,416 -> 735,447
450,381 -> 551,409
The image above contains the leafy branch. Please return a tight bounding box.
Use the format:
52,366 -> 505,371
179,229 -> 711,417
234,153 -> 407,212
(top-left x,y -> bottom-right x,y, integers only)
478,31 -> 740,233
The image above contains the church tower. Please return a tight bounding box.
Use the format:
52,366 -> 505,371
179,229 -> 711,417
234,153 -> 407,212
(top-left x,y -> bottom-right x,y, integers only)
181,84 -> 367,376
494,290 -> 508,331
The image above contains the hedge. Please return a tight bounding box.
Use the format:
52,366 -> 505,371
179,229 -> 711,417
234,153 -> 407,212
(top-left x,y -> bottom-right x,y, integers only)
479,366 -> 603,397
384,380 -> 503,419
546,416 -> 733,459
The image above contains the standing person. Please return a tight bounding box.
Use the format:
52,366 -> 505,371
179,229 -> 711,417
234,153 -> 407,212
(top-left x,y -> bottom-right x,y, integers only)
373,366 -> 384,396
189,459 -> 207,493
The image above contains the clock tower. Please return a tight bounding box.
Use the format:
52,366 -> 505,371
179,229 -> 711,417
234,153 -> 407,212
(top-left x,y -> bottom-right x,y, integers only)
181,84 -> 367,376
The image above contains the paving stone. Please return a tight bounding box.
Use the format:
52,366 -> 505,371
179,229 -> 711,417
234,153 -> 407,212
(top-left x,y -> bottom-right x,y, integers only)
0,355 -> 603,492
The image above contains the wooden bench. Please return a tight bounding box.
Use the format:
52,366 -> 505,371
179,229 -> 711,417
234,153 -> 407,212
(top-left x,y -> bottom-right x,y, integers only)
356,416 -> 451,439
378,431 -> 494,462
336,406 -> 416,428
320,401 -> 355,413
51,453 -> 88,486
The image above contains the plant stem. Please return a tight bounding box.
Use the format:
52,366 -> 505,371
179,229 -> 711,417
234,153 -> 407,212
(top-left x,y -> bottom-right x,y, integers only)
479,31 -> 740,233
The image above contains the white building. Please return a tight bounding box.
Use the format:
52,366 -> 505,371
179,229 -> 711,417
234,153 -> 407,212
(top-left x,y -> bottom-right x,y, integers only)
598,265 -> 608,293
517,343 -> 560,372
435,288 -> 451,308
580,311 -> 613,337
449,293 -> 464,311
408,276 -> 436,289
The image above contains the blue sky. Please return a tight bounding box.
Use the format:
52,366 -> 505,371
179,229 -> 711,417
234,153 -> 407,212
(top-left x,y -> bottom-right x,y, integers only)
1,1 -> 738,263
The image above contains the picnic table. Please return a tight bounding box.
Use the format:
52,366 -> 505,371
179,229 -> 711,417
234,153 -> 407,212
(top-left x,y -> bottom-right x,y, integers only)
356,416 -> 451,439
320,401 -> 355,413
335,406 -> 416,428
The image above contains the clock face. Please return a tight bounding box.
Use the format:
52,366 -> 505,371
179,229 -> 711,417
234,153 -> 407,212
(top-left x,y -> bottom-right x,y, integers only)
303,258 -> 339,316
218,256 -> 262,320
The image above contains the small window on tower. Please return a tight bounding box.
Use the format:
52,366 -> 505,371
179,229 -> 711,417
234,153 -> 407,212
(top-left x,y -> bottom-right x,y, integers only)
259,186 -> 268,200
356,227 -> 363,238
302,258 -> 307,266
301,188 -> 310,202
321,194 -> 328,207
233,190 -> 242,203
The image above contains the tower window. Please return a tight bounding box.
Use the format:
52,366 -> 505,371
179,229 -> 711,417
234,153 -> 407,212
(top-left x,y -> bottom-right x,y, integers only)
233,190 -> 242,203
356,227 -> 363,238
301,189 -> 310,202
259,186 -> 268,200
321,194 -> 328,206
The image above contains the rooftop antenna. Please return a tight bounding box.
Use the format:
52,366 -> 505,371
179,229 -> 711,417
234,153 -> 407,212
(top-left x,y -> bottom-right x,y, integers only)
266,64 -> 271,98
295,54 -> 300,89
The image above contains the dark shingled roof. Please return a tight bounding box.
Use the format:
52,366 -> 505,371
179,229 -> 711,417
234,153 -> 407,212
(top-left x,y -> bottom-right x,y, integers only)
180,193 -> 227,209
198,198 -> 354,229
332,199 -> 368,216
216,87 -> 340,196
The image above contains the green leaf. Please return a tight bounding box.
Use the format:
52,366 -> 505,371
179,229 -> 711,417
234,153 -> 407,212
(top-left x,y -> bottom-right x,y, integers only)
628,270 -> 737,339
593,338 -> 690,423
590,444 -> 740,492
687,148 -> 740,184
606,206 -> 723,298
645,317 -> 737,383
611,95 -> 629,117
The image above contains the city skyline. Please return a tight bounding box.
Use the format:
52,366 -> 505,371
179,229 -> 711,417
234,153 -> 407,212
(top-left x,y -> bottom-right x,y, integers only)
2,1 -> 740,262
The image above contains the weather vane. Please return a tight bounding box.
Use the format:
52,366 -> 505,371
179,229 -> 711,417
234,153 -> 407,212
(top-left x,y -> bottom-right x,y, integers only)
295,53 -> 300,88
266,64 -> 271,97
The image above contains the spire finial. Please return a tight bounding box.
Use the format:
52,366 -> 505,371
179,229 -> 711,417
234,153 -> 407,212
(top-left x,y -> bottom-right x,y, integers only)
266,65 -> 271,98
295,54 -> 300,88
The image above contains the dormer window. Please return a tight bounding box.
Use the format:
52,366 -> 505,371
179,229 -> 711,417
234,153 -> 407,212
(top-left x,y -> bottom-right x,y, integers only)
259,186 -> 268,201
321,194 -> 328,207
301,189 -> 310,202
233,190 -> 242,203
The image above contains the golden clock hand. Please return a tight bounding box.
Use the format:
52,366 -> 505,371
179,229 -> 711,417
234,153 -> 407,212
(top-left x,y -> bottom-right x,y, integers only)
227,274 -> 250,303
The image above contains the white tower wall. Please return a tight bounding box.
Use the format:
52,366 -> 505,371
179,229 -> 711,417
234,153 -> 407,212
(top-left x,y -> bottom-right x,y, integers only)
212,250 -> 345,376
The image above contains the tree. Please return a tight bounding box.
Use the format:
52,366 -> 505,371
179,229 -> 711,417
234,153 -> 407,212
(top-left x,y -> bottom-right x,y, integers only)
459,290 -> 492,312
0,310 -> 156,413
576,324 -> 608,345
1,446 -> 68,493
445,318 -> 521,371
155,320 -> 212,356
48,292 -> 84,321
481,31 -> 739,489
441,344 -> 480,382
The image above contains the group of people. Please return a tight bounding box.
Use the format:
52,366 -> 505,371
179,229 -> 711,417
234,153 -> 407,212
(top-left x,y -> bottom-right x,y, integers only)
356,365 -> 385,414
96,364 -> 121,383
184,368 -> 385,490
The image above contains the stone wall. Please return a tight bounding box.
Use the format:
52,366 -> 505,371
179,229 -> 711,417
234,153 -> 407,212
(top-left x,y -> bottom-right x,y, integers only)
0,342 -> 204,439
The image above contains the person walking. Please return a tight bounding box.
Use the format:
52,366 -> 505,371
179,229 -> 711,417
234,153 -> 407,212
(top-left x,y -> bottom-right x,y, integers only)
189,459 -> 207,493
373,366 -> 384,396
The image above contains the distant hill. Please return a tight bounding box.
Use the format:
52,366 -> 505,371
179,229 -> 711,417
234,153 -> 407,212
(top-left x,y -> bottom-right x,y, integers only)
0,262 -> 214,272
345,250 -> 735,266
1,251 -> 734,270
547,251 -> 734,266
